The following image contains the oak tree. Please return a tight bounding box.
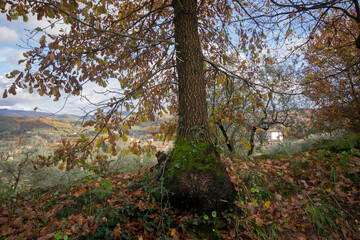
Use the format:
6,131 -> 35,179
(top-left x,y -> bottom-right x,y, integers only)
1,0 -> 268,212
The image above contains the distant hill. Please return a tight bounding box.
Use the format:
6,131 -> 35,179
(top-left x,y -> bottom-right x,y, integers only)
0,109 -> 49,118
0,109 -> 80,122
0,115 -> 78,139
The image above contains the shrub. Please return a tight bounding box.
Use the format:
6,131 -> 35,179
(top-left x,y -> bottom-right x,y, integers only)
312,132 -> 360,153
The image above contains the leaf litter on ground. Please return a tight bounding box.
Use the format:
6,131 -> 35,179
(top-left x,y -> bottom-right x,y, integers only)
0,149 -> 359,239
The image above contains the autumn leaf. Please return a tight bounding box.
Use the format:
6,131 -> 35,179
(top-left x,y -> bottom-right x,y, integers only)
74,187 -> 87,198
289,10 -> 296,18
137,200 -> 147,211
170,228 -> 176,236
255,217 -> 263,226
274,194 -> 282,201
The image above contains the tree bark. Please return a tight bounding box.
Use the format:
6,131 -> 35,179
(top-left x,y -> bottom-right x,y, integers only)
248,126 -> 257,156
174,0 -> 210,142
217,121 -> 233,152
164,0 -> 236,214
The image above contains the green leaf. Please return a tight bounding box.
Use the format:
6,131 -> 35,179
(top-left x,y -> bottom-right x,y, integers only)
22,14 -> 28,22
54,233 -> 62,240
212,211 -> 217,218
10,12 -> 19,20
80,134 -> 86,141
122,134 -> 128,142
48,8 -> 55,18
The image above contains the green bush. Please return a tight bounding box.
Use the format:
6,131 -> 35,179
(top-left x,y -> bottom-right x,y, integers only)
312,132 -> 360,153
263,130 -> 357,156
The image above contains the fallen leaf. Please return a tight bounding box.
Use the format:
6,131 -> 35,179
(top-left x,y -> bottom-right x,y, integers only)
255,217 -> 263,226
170,228 -> 176,236
274,194 -> 282,201
137,200 -> 147,211
38,232 -> 55,240
74,187 -> 87,198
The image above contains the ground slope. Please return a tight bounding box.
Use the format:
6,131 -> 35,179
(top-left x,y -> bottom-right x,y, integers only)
0,149 -> 359,239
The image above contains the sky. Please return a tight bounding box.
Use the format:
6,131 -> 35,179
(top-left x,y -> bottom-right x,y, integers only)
0,7 -> 305,117
0,13 -> 108,116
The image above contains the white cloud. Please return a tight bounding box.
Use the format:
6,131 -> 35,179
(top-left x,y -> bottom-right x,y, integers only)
0,47 -> 25,65
0,74 -> 12,88
0,26 -> 19,43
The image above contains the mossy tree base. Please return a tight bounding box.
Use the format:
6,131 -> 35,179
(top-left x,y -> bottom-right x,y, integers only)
164,139 -> 236,214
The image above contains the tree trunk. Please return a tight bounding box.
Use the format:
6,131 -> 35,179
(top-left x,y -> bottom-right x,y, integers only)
248,126 -> 257,156
164,0 -> 235,214
217,121 -> 233,152
174,0 -> 210,142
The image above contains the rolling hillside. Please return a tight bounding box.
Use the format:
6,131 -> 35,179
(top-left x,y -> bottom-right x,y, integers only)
0,115 -> 76,138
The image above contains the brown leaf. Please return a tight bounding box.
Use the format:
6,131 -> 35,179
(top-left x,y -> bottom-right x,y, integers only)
12,216 -> 23,228
0,217 -> 8,225
111,224 -> 122,239
300,180 -> 309,189
274,194 -> 282,201
132,188 -> 143,198
0,225 -> 15,235
74,187 -> 87,198
255,217 -> 263,226
38,232 -> 55,240
82,222 -> 90,233
137,200 -> 147,211
289,10 -> 296,18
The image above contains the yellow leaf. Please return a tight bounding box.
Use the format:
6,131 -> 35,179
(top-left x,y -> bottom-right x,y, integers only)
265,201 -> 271,209
59,163 -> 64,170
325,188 -> 332,192
246,143 -> 252,151
170,228 -> 176,236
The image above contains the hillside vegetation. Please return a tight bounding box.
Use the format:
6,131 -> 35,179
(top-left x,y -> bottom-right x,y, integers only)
1,134 -> 359,239
0,116 -> 76,138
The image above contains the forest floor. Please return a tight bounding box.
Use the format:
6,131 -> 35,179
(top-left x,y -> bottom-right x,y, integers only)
1,145 -> 360,239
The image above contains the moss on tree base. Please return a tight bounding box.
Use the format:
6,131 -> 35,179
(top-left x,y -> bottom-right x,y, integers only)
164,138 -> 236,214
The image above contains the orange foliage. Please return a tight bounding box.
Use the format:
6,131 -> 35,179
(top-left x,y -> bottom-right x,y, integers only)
304,11 -> 360,132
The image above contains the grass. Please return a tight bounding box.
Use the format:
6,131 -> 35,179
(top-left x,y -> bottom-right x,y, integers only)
305,199 -> 340,237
